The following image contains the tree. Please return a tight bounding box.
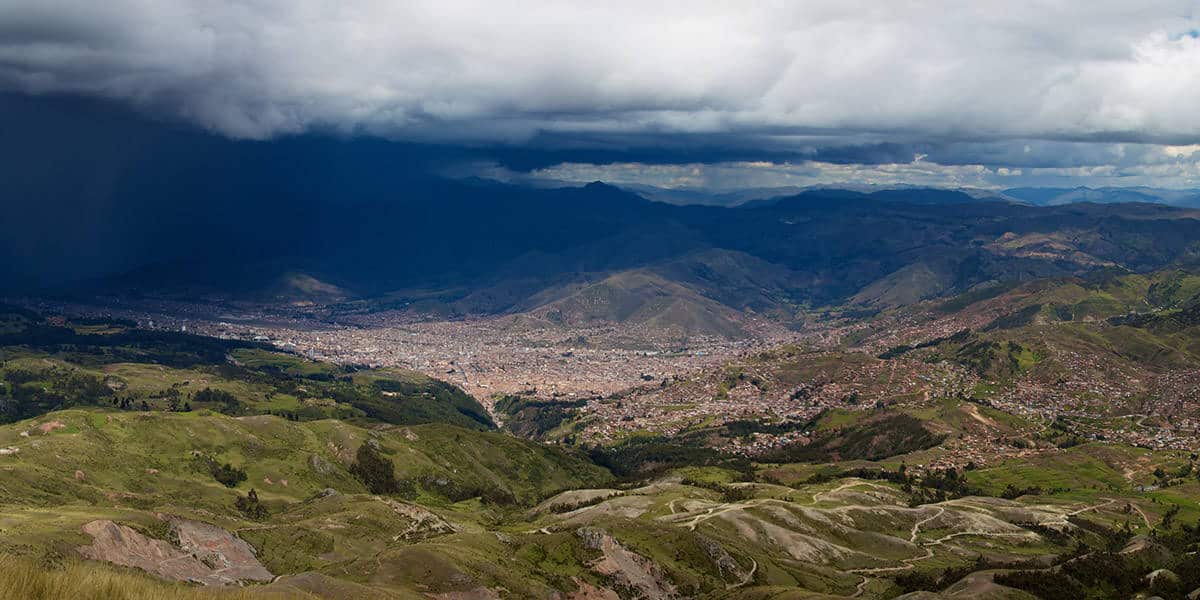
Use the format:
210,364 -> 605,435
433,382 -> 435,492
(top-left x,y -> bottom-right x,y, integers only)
211,462 -> 247,487
349,442 -> 399,494
195,454 -> 247,488
193,387 -> 242,414
235,488 -> 269,520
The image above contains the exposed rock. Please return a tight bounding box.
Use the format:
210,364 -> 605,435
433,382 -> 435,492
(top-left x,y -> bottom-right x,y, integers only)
576,527 -> 676,599
1146,568 -> 1180,588
565,579 -> 620,600
0,446 -> 18,456
172,517 -> 273,582
77,518 -> 272,586
379,497 -> 458,541
429,588 -> 501,600
531,489 -> 623,515
74,470 -> 86,481
1122,535 -> 1172,564
39,420 -> 65,434
308,454 -> 335,474
696,535 -> 747,583
266,572 -> 394,599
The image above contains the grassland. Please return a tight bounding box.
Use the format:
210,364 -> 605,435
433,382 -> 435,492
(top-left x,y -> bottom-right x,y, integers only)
4,306 -> 1200,598
3,403 -> 1199,598
0,554 -> 301,600
0,310 -> 492,431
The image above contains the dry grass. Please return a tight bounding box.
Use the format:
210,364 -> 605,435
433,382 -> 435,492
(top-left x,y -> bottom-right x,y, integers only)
0,554 -> 302,600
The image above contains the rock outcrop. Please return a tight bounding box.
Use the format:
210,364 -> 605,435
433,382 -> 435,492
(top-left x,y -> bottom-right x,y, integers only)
77,517 -> 273,586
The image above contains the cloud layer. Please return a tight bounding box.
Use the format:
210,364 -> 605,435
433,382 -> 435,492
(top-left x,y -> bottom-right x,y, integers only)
3,1 -> 1200,184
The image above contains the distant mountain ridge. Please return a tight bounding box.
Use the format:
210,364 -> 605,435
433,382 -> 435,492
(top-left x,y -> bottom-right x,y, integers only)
1003,186 -> 1200,208
66,177 -> 1200,339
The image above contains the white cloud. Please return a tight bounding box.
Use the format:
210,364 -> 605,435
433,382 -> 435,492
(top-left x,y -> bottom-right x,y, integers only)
1,0 -> 1199,148
527,150 -> 1200,191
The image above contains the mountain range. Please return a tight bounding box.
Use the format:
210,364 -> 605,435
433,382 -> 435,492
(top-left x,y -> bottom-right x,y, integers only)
64,179 -> 1200,339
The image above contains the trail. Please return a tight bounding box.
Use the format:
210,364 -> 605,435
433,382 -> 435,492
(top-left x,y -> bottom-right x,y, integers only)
682,491 -> 898,532
909,507 -> 945,543
852,574 -> 872,598
678,481 -> 910,533
1131,504 -> 1151,529
843,498 -> 1115,594
1063,497 -> 1117,518
726,558 -> 757,590
926,530 -> 1036,547
686,507 -> 720,531
667,490 -> 1123,598
810,480 -> 897,505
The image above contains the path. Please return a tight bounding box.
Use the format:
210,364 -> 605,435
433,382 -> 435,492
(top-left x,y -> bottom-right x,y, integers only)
666,487 -> 1121,598
909,507 -> 945,543
726,558 -> 757,590
1130,503 -> 1152,530
810,480 -> 897,505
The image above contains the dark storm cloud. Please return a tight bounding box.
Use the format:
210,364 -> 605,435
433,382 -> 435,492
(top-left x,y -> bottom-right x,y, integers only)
3,1 -> 1200,188
2,2 -> 1199,145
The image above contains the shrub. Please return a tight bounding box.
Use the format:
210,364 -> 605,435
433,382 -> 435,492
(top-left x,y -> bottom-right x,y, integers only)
349,443 -> 401,495
193,454 -> 247,488
235,489 -> 269,520
193,387 -> 242,415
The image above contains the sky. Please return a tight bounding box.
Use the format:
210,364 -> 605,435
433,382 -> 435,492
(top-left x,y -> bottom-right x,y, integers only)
3,1 -> 1200,188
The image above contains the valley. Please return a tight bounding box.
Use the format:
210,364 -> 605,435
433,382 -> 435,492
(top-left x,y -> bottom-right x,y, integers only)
5,189 -> 1200,600
10,7 -> 1200,597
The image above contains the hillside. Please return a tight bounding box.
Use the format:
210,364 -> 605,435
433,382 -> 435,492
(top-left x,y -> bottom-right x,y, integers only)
54,180 -> 1200,339
0,306 -> 493,430
516,270 -> 749,338
851,267 -> 1200,430
5,406 -> 1200,599
2,309 -> 1200,598
1004,186 -> 1200,208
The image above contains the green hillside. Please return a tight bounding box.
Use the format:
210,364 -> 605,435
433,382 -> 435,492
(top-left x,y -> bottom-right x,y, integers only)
876,268 -> 1200,406
6,406 -> 1196,600
518,269 -> 748,338
0,308 -> 491,430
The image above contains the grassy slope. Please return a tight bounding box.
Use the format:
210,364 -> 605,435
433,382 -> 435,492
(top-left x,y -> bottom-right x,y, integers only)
0,409 -> 607,514
518,269 -> 748,338
870,268 -> 1200,407
0,407 -> 614,597
0,311 -> 492,431
0,554 -> 307,600
4,407 -> 1199,598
